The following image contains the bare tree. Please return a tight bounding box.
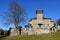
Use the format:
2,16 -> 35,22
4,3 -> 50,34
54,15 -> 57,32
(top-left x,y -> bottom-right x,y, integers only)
0,1 -> 26,35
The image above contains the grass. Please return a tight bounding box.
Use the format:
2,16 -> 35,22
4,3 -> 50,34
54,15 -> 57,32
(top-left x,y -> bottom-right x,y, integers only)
0,32 -> 60,40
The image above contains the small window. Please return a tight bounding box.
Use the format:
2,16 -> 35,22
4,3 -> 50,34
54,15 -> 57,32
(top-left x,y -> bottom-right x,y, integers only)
48,24 -> 49,26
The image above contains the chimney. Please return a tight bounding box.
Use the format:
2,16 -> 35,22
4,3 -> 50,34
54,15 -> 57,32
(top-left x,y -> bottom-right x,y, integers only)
36,10 -> 43,14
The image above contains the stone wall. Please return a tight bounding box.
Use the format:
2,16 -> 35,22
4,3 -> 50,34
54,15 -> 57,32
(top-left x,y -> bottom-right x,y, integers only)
10,27 -> 22,36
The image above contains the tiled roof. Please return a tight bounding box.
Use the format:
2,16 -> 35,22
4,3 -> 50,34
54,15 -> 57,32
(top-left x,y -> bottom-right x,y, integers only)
43,17 -> 51,20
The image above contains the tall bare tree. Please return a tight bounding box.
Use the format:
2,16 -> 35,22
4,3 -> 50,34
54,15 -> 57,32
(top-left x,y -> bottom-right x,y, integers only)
0,1 -> 26,35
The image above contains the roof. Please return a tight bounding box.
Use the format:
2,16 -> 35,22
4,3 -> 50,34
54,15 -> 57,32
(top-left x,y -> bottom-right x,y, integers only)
43,17 -> 51,20
29,17 -> 51,22
36,10 -> 43,14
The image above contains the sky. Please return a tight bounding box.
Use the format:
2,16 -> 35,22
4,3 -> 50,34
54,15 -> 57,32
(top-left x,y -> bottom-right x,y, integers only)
0,0 -> 60,30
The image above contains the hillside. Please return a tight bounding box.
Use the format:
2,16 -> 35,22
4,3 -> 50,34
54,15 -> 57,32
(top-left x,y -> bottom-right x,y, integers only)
0,32 -> 60,40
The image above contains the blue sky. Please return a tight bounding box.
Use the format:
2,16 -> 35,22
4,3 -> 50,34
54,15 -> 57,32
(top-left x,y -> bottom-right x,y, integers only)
0,0 -> 60,30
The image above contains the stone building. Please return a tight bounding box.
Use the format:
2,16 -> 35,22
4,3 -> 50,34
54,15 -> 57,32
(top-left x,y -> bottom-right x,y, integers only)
21,10 -> 55,35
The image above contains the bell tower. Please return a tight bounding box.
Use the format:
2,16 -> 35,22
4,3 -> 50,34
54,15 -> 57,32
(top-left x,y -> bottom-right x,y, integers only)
36,10 -> 43,26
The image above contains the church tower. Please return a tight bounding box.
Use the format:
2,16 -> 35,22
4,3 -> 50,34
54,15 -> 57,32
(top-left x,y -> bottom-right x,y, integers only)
36,10 -> 43,27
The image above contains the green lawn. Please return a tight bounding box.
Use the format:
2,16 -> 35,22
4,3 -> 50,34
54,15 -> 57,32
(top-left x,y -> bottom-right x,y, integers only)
0,32 -> 60,40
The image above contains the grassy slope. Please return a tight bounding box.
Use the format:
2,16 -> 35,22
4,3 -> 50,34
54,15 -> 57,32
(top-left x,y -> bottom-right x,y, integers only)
0,32 -> 60,40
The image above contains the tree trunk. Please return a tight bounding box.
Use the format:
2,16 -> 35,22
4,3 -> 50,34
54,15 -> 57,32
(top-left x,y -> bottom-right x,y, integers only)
15,24 -> 19,35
